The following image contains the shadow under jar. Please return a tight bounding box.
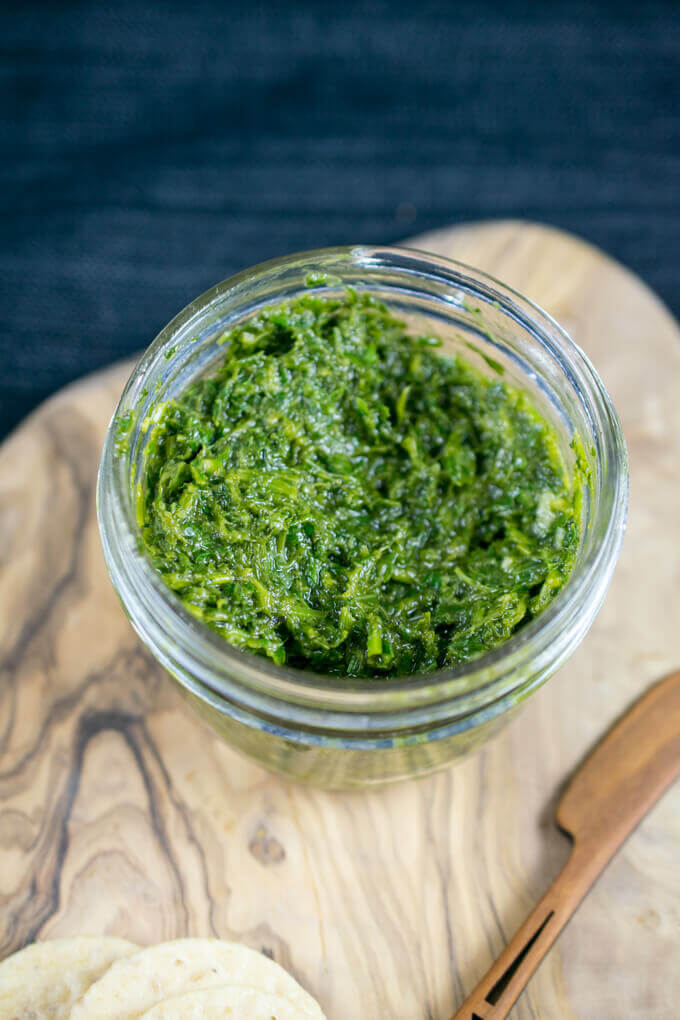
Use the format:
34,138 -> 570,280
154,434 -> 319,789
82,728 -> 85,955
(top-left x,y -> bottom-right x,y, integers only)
97,246 -> 628,788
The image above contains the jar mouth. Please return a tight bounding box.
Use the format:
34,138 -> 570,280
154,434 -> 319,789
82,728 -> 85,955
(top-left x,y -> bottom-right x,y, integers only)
98,245 -> 628,725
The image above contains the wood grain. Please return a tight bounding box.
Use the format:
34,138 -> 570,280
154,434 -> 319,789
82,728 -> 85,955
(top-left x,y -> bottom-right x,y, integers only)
452,670 -> 680,1019
1,221 -> 679,1018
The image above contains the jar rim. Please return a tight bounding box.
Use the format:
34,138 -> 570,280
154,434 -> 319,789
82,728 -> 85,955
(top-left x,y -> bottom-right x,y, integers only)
97,244 -> 628,727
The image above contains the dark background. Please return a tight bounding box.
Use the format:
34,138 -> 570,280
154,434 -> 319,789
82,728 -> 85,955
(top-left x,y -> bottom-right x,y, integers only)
2,1 -> 679,440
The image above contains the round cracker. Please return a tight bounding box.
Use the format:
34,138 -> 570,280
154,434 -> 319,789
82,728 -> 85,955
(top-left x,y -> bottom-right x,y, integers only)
70,938 -> 324,1019
0,936 -> 139,1019
140,985 -> 323,1018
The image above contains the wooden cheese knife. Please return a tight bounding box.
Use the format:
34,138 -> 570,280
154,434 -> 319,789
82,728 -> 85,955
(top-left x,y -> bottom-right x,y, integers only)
452,669 -> 680,1020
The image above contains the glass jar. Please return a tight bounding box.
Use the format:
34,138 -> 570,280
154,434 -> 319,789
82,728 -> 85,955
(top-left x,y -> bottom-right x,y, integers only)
97,246 -> 628,788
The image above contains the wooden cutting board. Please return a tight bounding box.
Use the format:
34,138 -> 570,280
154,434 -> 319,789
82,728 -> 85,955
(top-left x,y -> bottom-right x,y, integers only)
1,221 -> 679,1019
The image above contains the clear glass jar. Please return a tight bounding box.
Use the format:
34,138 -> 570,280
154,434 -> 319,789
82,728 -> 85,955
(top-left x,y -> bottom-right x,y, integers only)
97,247 -> 628,788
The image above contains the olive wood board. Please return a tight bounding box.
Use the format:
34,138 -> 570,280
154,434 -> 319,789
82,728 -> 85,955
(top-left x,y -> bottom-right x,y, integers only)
1,221 -> 679,1019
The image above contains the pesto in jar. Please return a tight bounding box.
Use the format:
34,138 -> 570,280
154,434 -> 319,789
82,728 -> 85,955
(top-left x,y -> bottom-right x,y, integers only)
136,291 -> 582,678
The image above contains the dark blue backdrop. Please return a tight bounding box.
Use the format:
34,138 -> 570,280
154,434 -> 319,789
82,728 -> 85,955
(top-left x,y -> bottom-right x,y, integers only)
2,1 -> 679,439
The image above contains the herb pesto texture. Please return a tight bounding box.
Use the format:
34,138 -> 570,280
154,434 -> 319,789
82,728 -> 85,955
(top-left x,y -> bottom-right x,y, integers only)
138,292 -> 581,677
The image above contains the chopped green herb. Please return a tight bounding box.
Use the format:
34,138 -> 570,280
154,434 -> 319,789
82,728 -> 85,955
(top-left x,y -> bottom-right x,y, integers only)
463,339 -> 505,376
137,292 -> 582,677
115,410 -> 133,455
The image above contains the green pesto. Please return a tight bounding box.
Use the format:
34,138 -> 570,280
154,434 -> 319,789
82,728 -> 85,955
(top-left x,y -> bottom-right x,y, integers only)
135,291 -> 582,678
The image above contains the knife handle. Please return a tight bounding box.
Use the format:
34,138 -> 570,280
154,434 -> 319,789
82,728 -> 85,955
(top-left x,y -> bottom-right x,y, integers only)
450,850 -> 589,1019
